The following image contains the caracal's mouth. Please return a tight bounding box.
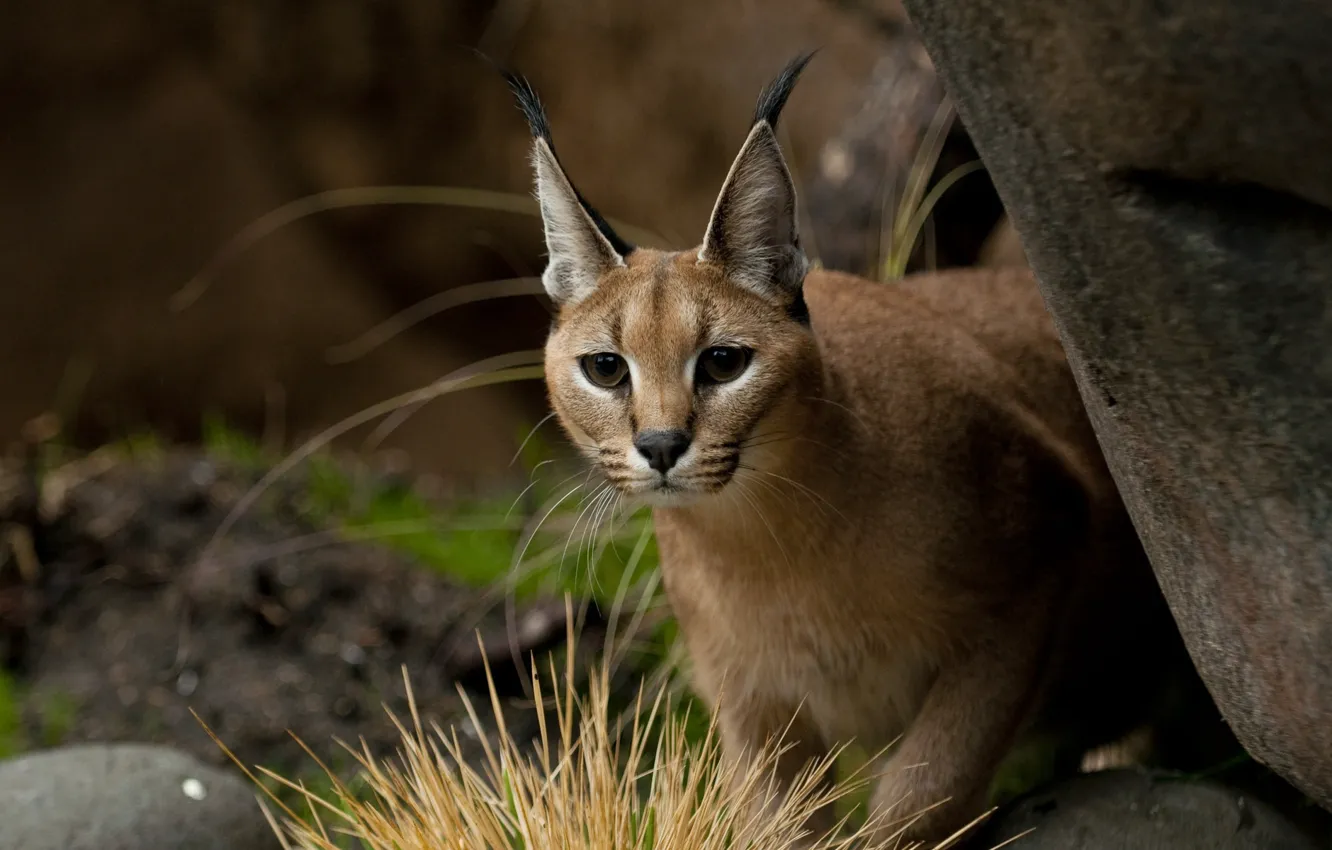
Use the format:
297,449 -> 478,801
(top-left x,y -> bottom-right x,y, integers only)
615,471 -> 734,509
635,482 -> 704,509
593,444 -> 740,509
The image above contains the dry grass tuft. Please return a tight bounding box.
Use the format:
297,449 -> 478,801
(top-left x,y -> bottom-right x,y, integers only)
199,601 -> 985,850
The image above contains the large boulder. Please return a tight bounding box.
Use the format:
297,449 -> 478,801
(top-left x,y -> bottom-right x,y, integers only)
0,743 -> 281,850
900,0 -> 1332,805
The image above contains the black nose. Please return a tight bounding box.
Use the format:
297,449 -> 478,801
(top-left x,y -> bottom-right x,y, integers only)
633,429 -> 692,473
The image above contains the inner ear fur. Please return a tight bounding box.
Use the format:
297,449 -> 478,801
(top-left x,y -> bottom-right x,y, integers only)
503,68 -> 633,306
699,52 -> 815,306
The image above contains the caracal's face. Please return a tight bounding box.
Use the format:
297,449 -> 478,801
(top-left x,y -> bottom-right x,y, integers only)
545,249 -> 812,508
516,54 -> 817,505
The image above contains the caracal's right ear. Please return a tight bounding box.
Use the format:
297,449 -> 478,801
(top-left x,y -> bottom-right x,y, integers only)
504,71 -> 634,307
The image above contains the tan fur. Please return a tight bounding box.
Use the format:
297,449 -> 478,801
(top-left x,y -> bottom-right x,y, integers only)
529,61 -> 1193,845
545,256 -> 1191,843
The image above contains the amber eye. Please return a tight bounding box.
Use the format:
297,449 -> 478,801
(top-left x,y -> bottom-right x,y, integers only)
580,352 -> 630,388
696,346 -> 751,385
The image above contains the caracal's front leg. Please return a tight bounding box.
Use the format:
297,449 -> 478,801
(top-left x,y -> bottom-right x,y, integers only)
716,692 -> 836,846
869,604 -> 1053,845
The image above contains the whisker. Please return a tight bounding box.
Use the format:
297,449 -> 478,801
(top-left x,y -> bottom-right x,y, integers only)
585,488 -> 627,596
595,496 -> 640,600
604,523 -> 658,672
720,479 -> 754,537
803,395 -> 874,433
509,411 -> 559,467
471,474 -> 596,689
740,464 -> 849,523
435,484 -> 627,670
735,468 -> 803,515
738,430 -> 802,450
502,464 -> 578,523
526,457 -> 561,485
517,457 -> 590,508
509,481 -> 588,578
563,484 -> 611,577
580,482 -> 625,585
732,476 -> 793,569
583,489 -> 620,594
740,431 -> 852,462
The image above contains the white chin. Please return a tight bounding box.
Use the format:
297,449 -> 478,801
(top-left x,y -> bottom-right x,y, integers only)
635,485 -> 704,509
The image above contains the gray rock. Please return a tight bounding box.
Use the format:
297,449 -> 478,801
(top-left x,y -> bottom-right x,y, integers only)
0,743 -> 282,850
900,0 -> 1332,807
971,769 -> 1318,850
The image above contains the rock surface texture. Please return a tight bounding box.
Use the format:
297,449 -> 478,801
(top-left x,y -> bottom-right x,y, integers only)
972,769 -> 1318,850
0,743 -> 281,850
900,0 -> 1332,806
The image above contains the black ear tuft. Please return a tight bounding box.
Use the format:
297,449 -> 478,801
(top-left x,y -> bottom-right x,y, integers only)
752,51 -> 818,130
501,69 -> 554,143
485,58 -> 635,258
476,54 -> 636,259
698,53 -> 817,304
469,48 -> 553,140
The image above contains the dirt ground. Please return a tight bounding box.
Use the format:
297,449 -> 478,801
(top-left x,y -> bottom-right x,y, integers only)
0,442 -> 607,786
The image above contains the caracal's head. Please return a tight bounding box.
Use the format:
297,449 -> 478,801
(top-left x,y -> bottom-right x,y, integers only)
508,55 -> 819,508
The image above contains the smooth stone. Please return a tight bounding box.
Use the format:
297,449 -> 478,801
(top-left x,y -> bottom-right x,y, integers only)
0,743 -> 282,850
971,769 -> 1319,849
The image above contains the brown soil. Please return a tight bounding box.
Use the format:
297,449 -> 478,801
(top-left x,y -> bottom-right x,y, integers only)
0,444 -> 604,783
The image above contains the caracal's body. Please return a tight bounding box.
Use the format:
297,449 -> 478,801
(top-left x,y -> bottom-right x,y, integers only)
655,263 -> 1181,838
505,54 -> 1210,843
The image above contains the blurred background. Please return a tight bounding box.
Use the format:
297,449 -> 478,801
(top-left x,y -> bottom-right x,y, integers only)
0,0 -> 1012,488
0,0 -> 1047,840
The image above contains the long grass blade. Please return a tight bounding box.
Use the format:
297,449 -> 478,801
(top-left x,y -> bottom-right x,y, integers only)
172,186 -> 666,311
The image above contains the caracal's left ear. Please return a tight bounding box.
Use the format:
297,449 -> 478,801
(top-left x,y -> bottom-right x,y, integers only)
698,52 -> 814,311
504,71 -> 634,307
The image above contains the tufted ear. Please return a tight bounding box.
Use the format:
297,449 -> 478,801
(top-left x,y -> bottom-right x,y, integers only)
505,72 -> 633,306
698,53 -> 814,307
